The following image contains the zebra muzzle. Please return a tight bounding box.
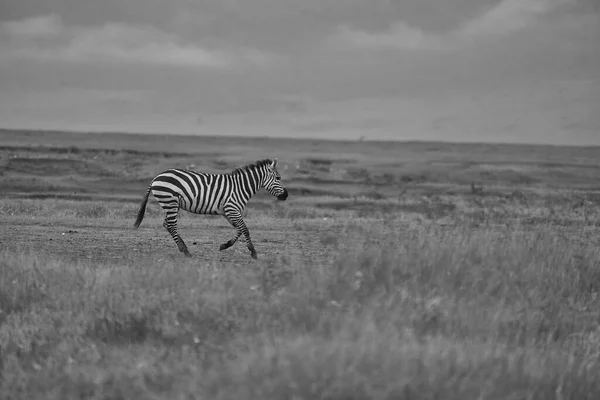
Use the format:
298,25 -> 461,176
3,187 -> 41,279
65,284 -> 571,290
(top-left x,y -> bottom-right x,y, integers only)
277,189 -> 289,201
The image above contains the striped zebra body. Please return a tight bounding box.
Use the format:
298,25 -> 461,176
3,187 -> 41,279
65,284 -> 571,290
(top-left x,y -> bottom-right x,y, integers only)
133,158 -> 288,259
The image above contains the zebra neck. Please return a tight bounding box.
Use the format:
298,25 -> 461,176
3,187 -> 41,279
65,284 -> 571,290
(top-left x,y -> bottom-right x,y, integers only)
238,169 -> 262,197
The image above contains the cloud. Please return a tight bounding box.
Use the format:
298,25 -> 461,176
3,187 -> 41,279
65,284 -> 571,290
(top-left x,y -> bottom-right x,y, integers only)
0,14 -> 273,69
327,0 -> 577,52
328,21 -> 443,51
1,1 -> 597,145
458,0 -> 572,38
2,14 -> 62,37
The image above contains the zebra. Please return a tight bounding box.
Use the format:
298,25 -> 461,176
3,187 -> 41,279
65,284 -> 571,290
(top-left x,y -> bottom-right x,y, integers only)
133,158 -> 288,259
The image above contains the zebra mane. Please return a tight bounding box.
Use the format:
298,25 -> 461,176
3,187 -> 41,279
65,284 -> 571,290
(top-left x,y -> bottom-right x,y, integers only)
230,159 -> 273,175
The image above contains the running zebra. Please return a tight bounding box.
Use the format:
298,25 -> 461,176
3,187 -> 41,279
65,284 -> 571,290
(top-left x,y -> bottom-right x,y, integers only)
133,158 -> 288,259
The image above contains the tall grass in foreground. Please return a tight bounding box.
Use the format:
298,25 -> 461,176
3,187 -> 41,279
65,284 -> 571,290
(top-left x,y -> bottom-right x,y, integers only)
2,223 -> 600,399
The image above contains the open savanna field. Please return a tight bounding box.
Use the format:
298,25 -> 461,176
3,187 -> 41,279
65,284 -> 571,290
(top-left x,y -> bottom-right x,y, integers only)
2,128 -> 600,399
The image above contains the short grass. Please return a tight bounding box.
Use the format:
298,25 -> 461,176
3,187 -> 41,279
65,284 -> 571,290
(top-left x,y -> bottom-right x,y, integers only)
2,129 -> 600,399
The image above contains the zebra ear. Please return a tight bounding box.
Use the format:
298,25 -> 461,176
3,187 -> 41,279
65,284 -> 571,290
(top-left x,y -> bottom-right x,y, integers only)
271,158 -> 278,168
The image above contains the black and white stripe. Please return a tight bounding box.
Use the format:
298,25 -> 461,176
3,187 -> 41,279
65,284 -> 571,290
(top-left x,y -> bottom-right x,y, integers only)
133,158 -> 288,259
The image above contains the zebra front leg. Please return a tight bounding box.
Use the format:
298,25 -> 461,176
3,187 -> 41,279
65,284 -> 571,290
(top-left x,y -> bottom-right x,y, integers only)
221,209 -> 257,259
163,213 -> 192,257
219,234 -> 240,251
219,212 -> 240,251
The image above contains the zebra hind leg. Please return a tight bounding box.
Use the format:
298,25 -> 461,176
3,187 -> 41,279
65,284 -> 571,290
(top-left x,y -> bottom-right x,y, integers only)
162,213 -> 192,257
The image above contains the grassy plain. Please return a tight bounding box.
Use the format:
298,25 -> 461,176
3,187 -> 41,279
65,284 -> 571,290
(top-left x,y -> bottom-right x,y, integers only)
2,128 -> 600,399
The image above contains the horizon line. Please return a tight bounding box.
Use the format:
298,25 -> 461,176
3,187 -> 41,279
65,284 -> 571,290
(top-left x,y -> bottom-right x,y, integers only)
2,127 -> 599,150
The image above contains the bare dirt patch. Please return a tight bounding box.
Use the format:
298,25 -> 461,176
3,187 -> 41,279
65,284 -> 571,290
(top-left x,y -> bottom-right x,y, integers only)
1,215 -> 331,267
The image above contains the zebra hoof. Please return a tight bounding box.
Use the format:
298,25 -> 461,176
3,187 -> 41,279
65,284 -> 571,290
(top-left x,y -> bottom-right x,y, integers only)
183,250 -> 193,258
219,243 -> 230,251
250,252 -> 258,260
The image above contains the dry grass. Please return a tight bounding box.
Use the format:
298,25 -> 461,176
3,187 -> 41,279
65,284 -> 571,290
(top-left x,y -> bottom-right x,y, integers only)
2,129 -> 600,398
2,202 -> 600,399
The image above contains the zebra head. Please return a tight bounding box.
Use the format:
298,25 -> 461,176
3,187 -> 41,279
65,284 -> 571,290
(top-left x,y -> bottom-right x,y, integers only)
262,158 -> 288,201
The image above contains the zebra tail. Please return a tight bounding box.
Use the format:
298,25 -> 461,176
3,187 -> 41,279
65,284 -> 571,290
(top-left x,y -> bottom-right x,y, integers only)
133,186 -> 152,229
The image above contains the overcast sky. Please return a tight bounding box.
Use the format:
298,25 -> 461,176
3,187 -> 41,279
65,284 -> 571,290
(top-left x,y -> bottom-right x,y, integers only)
0,0 -> 598,144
